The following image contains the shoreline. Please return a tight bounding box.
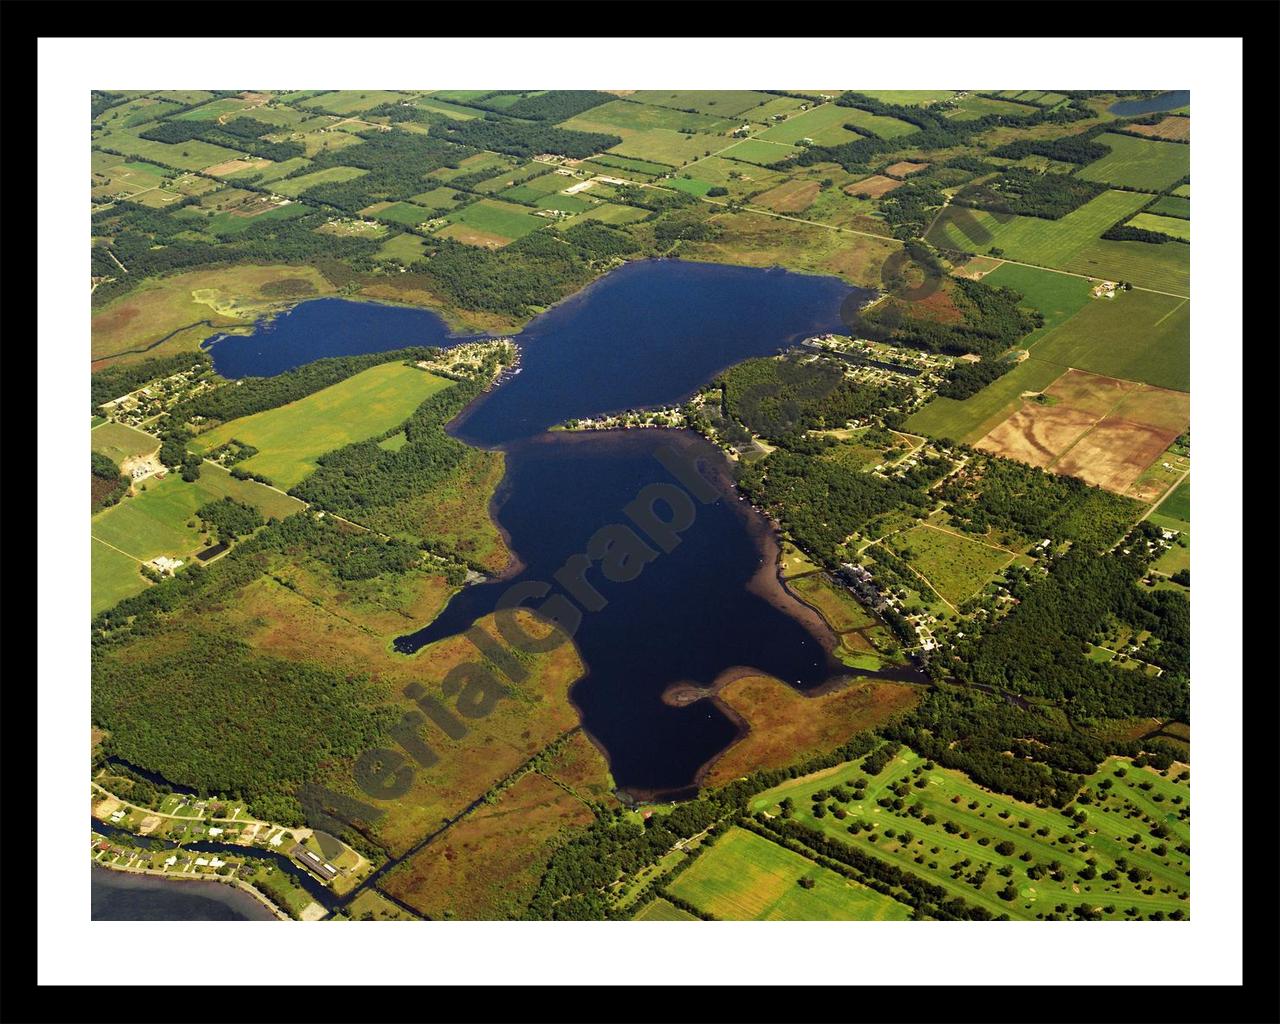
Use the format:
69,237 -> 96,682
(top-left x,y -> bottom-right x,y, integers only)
91,861 -> 288,921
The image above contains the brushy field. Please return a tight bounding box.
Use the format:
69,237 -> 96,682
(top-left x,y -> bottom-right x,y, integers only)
192,363 -> 453,489
91,422 -> 160,464
787,573 -> 877,632
888,525 -> 1016,606
1030,290 -> 1190,392
90,465 -> 304,613
632,897 -> 699,921
91,264 -> 334,366
362,201 -> 435,227
666,826 -> 912,921
705,675 -> 920,788
748,747 -> 1190,921
273,165 -> 368,198
1077,134 -> 1191,192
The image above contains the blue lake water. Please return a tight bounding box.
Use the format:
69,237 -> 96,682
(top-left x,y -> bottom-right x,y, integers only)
92,865 -> 277,921
1108,91 -> 1190,116
201,260 -> 919,799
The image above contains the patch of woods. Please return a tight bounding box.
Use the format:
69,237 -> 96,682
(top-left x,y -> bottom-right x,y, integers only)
196,497 -> 264,541
952,167 -> 1106,221
138,116 -> 305,163
91,451 -> 129,512
430,117 -> 621,161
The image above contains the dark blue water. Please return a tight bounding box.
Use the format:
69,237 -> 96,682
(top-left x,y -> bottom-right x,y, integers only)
1108,91 -> 1189,116
200,259 -> 908,797
204,297 -> 463,378
92,865 -> 277,921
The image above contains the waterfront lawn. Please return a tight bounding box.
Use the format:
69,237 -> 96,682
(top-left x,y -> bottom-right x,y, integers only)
666,826 -> 912,921
191,363 -> 454,489
788,572 -> 877,632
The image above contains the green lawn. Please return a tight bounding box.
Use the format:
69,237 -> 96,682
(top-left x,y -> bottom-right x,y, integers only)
192,363 -> 453,489
1078,134 -> 1191,192
1030,289 -> 1190,391
667,827 -> 912,921
748,748 -> 1190,921
91,422 -> 160,465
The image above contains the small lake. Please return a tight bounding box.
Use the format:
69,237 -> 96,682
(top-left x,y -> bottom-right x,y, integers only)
1108,91 -> 1189,116
92,865 -> 277,921
199,259 -> 915,798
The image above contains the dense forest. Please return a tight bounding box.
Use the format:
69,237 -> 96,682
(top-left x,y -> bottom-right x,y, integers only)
953,168 -> 1106,220
865,276 -> 1038,359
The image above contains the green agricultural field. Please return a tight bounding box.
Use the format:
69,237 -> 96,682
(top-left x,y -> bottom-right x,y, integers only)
412,97 -> 484,120
1171,183 -> 1191,198
498,172 -> 574,203
537,193 -> 595,215
376,234 -> 428,262
1030,290 -> 1190,392
90,465 -> 305,614
172,97 -> 256,121
1126,213 -> 1191,242
562,203 -> 650,227
927,191 -> 1187,295
1156,476 -> 1190,522
94,131 -> 243,172
889,525 -> 1017,606
608,129 -> 721,167
758,103 -> 873,146
410,186 -> 466,211
94,98 -> 183,129
430,152 -> 513,183
91,422 -> 160,464
363,202 -> 435,227
667,177 -> 714,197
748,748 -> 1190,921
1147,195 -> 1190,219
299,90 -> 408,115
718,138 -> 797,167
561,99 -> 732,137
630,90 -> 777,118
632,897 -> 698,921
274,166 -> 368,198
588,153 -> 679,176
1078,134 -> 1191,192
192,363 -> 454,489
945,95 -> 1036,120
856,90 -> 955,106
981,263 -> 1094,344
234,156 -> 312,184
838,105 -> 919,139
666,827 -> 912,921
905,358 -> 1065,443
444,199 -> 546,243
205,204 -> 309,237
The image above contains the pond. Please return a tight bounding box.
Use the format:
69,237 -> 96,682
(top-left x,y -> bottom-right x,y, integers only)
1107,91 -> 1190,116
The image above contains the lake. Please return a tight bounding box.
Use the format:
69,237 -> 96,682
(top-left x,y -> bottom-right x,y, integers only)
1108,90 -> 1190,116
203,259 -> 905,798
92,865 -> 277,921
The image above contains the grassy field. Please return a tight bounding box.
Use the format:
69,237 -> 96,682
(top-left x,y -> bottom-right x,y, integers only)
666,827 -> 912,921
442,199 -> 546,245
561,99 -> 731,137
94,130 -> 242,172
629,90 -> 777,118
1030,290 -> 1189,391
90,465 -> 305,614
362,201 -> 434,227
925,190 -> 1192,294
1078,134 -> 1191,192
748,747 -> 1190,921
888,524 -> 1016,606
377,234 -> 428,262
788,573 -> 877,632
299,90 -> 408,115
982,262 -> 1094,346
1147,195 -> 1190,219
1156,475 -> 1191,522
1126,213 -> 1191,242
905,358 -> 1065,442
945,95 -> 1037,120
856,90 -> 955,106
274,166 -> 368,198
91,422 -> 160,464
632,897 -> 699,921
718,138 -> 797,167
192,363 -> 453,489
608,129 -> 721,167
838,105 -> 920,139
758,103 -> 876,147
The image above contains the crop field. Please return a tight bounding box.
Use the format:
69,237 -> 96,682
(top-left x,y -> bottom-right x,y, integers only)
757,103 -> 871,147
926,189 -> 1152,278
667,177 -> 714,198
562,99 -> 731,137
752,179 -> 821,213
856,90 -> 955,106
748,747 -> 1190,921
888,525 -> 1017,606
91,422 -> 160,465
905,358 -> 1065,443
564,203 -> 650,227
844,174 -> 904,199
498,172 -> 574,203
1030,290 -> 1190,391
607,128 -> 720,167
718,138 -> 796,167
473,162 -> 550,195
376,233 -> 427,262
298,90 -> 408,115
361,201 -> 434,227
94,97 -> 183,129
629,90 -> 777,118
192,364 -> 454,489
586,153 -> 675,177
430,151 -> 514,182
536,192 -> 594,215
442,199 -> 546,245
90,465 -> 304,614
1078,134 -> 1190,192
1127,116 -> 1191,142
666,827 -> 912,921
1157,476 -> 1191,522
1126,213 -> 1191,241
273,165 -> 368,198
838,106 -> 919,139
1171,183 -> 1191,198
94,130 -> 243,172
945,95 -> 1036,120
1146,195 -> 1190,219
632,898 -> 698,921
410,186 -> 466,211
982,262 -> 1094,343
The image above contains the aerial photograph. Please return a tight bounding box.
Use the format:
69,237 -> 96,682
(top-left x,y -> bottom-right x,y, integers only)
87,85 -> 1195,925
